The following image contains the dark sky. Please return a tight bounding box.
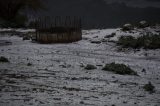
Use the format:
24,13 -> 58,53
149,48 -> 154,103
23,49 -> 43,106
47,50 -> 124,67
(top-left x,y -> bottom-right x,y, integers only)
40,0 -> 160,28
105,0 -> 160,8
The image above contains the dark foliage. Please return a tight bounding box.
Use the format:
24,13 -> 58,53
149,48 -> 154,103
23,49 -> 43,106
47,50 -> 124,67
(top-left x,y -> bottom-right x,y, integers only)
84,64 -> 97,70
0,0 -> 43,27
0,56 -> 9,62
27,63 -> 32,66
117,34 -> 160,49
102,62 -> 137,75
0,14 -> 28,28
143,82 -> 155,93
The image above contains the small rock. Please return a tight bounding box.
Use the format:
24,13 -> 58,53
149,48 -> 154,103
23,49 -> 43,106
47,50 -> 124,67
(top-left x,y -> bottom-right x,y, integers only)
93,36 -> 98,38
112,76 -> 115,78
23,36 -> 30,40
143,82 -> 155,93
0,56 -> 9,62
80,101 -> 84,104
144,53 -> 148,56
84,64 -> 97,70
104,33 -> 116,38
0,40 -> 12,46
122,23 -> 133,31
139,21 -> 149,28
27,63 -> 32,66
142,69 -> 146,73
82,37 -> 89,40
101,39 -> 108,42
90,40 -> 101,44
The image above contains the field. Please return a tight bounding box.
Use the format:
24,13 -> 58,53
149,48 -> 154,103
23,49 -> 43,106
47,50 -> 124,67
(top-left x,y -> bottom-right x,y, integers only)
0,27 -> 160,106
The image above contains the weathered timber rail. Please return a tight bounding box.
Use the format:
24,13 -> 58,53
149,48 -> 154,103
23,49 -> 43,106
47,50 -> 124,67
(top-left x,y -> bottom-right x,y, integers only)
34,16 -> 82,43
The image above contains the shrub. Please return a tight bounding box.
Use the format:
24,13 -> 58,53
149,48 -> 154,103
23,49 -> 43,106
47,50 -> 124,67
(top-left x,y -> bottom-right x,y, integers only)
117,34 -> 160,49
138,21 -> 149,28
27,63 -> 32,66
62,86 -> 80,91
23,36 -> 31,40
102,62 -> 137,75
122,24 -> 133,31
28,21 -> 38,28
0,0 -> 43,28
117,36 -> 137,48
84,64 -> 97,70
104,33 -> 116,38
143,82 -> 155,93
0,15 -> 28,28
0,56 -> 9,62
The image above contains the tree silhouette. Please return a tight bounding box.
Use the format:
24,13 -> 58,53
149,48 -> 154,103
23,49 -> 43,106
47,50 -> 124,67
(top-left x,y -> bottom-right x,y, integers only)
0,0 -> 43,27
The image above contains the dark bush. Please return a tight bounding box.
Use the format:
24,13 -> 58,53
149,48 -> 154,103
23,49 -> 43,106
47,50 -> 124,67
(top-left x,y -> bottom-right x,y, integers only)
102,62 -> 137,75
138,21 -> 149,28
143,82 -> 155,93
117,36 -> 137,48
117,34 -> 160,49
28,21 -> 37,28
84,64 -> 97,70
62,86 -> 80,91
23,36 -> 31,40
122,24 -> 133,31
27,63 -> 32,66
0,0 -> 43,28
0,14 -> 27,28
104,33 -> 116,38
0,56 -> 9,62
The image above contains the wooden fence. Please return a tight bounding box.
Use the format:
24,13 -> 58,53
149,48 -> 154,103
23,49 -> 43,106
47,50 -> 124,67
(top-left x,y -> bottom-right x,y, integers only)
34,16 -> 82,43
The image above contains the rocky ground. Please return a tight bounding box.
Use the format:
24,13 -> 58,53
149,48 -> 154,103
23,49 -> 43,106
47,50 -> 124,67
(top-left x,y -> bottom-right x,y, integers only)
0,27 -> 160,106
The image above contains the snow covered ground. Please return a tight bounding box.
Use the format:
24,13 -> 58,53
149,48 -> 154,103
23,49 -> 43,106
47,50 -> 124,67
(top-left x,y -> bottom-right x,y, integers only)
0,27 -> 160,106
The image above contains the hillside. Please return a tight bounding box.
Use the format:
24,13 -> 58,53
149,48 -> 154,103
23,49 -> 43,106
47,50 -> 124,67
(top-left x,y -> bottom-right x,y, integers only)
38,0 -> 160,28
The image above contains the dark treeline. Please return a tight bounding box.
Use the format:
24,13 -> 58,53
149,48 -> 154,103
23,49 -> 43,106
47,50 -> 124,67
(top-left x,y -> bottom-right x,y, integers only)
0,0 -> 160,29
40,0 -> 160,29
0,0 -> 43,27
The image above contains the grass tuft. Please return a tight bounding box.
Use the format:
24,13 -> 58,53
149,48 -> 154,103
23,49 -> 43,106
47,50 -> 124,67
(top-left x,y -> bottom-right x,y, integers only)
117,34 -> 160,49
27,63 -> 32,66
0,56 -> 9,62
84,64 -> 97,70
102,62 -> 137,75
143,82 -> 155,93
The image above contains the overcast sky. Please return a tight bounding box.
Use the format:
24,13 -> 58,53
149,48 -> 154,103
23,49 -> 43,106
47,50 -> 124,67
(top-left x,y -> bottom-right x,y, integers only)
105,0 -> 160,8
